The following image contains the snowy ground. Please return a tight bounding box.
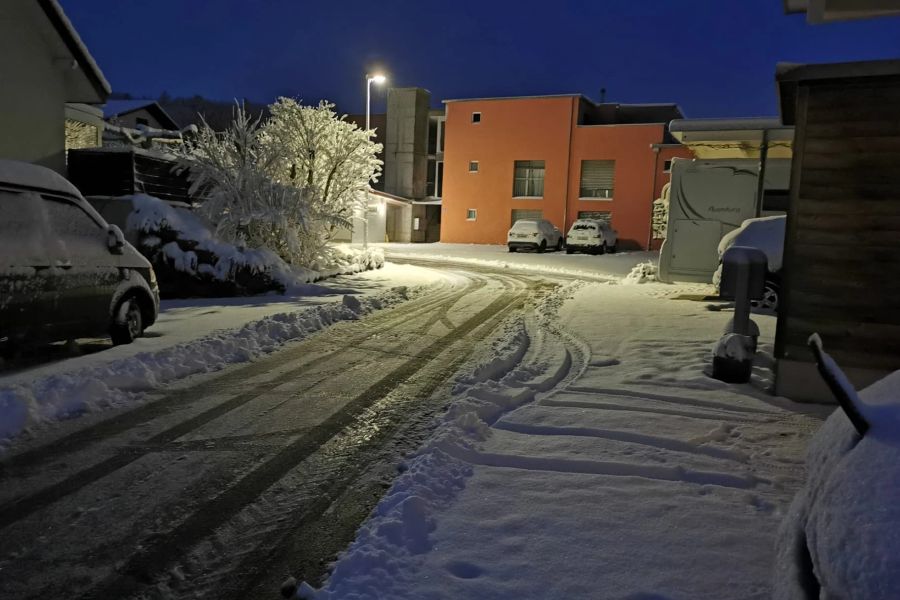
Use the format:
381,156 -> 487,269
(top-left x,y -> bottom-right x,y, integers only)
308,279 -> 834,599
379,242 -> 657,280
0,263 -> 452,447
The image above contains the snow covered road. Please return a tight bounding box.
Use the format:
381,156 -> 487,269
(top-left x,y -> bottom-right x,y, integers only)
311,271 -> 832,599
0,266 -> 562,599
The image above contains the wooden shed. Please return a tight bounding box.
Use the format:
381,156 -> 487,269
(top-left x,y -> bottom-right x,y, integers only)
774,59 -> 900,402
67,147 -> 197,205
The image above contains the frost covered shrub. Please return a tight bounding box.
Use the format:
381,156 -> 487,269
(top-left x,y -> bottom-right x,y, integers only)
266,99 -> 383,264
172,100 -> 382,268
173,104 -> 311,265
125,194 -> 288,297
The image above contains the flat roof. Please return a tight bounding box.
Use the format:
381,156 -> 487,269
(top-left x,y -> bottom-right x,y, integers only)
670,117 -> 791,133
443,93 -> 582,104
777,58 -> 900,124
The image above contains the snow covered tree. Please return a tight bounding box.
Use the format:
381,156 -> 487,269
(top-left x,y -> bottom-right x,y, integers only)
265,99 -> 383,253
173,104 -> 312,264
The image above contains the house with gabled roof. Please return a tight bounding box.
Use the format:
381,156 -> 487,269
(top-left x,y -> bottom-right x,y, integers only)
103,100 -> 180,131
0,0 -> 111,174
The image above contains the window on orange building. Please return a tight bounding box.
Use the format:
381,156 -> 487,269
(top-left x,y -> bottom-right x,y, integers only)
466,208 -> 477,220
472,112 -> 481,123
513,160 -> 545,197
580,160 -> 615,199
469,161 -> 479,173
663,160 -> 673,173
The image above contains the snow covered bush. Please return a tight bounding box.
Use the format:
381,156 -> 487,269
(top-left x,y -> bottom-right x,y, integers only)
266,99 -> 382,263
172,103 -> 312,265
173,100 -> 382,268
125,194 -> 290,297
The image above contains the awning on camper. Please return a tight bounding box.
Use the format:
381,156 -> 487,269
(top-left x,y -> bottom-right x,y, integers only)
669,117 -> 794,160
784,0 -> 900,23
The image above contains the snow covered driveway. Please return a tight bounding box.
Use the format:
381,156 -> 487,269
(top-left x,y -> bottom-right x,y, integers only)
314,278 -> 832,599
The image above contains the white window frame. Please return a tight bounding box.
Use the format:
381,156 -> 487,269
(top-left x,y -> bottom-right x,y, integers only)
469,160 -> 479,173
472,112 -> 481,123
466,208 -> 477,221
663,159 -> 673,173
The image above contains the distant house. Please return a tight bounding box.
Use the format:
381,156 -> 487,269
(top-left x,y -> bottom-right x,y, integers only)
103,100 -> 180,131
0,0 -> 111,174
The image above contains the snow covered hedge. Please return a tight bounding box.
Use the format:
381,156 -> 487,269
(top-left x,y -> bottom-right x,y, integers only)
123,194 -> 383,298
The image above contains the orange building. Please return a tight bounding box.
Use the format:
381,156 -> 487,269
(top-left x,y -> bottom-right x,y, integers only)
440,94 -> 691,250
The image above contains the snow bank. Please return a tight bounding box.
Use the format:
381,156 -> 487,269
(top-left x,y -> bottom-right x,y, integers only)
774,369 -> 900,599
623,261 -> 657,284
0,285 -> 412,448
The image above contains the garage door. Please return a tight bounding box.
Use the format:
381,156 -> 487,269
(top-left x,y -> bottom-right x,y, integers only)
511,209 -> 542,226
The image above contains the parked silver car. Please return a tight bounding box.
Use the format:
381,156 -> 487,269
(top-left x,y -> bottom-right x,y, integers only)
0,160 -> 159,353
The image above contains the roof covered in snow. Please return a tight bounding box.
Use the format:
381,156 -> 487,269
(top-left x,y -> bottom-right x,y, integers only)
0,159 -> 82,197
37,0 -> 111,102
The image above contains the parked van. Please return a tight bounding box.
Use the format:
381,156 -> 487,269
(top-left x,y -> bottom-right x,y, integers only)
0,160 -> 159,353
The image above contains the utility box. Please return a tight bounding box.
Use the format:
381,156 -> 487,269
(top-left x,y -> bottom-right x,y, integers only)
719,246 -> 767,300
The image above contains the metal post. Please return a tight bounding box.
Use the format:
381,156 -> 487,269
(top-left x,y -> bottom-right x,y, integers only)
364,77 -> 373,249
732,260 -> 751,336
754,129 -> 769,218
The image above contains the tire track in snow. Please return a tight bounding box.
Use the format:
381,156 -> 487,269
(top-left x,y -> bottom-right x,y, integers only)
78,276 -> 534,600
0,279 -> 482,530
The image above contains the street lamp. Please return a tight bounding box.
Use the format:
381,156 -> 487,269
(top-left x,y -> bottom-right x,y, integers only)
361,73 -> 386,249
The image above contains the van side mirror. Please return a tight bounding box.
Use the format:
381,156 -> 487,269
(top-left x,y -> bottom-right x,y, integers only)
107,224 -> 125,254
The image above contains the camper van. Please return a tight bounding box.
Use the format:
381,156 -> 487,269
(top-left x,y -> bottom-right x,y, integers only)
657,158 -> 791,284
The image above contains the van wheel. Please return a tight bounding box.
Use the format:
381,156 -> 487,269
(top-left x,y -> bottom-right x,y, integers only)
598,243 -> 607,255
607,244 -> 617,254
508,246 -> 517,253
111,297 -> 144,345
566,247 -> 574,255
556,239 -> 563,251
751,277 -> 780,313
537,240 -> 547,253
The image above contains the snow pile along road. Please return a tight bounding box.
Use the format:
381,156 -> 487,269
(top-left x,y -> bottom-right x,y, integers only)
306,281 -> 828,599
0,285 -> 416,448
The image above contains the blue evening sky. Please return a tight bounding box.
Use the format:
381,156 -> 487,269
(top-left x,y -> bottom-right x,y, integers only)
64,0 -> 900,118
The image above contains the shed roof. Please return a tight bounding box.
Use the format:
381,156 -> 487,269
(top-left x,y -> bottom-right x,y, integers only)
777,59 -> 900,124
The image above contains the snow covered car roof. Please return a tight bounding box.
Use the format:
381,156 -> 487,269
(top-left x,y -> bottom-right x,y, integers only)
0,159 -> 82,198
717,215 -> 786,273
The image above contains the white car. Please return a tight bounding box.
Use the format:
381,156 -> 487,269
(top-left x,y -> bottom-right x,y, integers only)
507,219 -> 564,253
565,219 -> 617,255
713,215 -> 786,311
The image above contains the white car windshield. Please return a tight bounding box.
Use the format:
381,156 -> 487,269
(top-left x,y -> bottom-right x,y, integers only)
511,221 -> 537,230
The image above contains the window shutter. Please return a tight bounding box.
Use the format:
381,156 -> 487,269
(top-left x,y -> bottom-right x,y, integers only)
580,160 -> 615,198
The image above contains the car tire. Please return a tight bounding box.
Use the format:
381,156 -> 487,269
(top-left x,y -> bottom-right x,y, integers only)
752,276 -> 780,312
598,243 -> 607,255
607,244 -> 616,254
537,240 -> 547,253
508,246 -> 517,253
556,239 -> 563,252
111,296 -> 144,345
565,247 -> 574,255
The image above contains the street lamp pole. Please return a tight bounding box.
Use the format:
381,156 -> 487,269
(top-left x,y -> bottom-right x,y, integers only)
363,73 -> 386,249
